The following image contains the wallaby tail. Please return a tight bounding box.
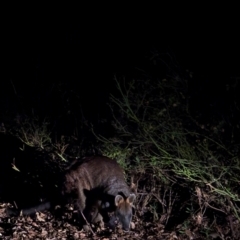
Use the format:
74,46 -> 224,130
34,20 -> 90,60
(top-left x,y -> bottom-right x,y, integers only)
6,201 -> 51,217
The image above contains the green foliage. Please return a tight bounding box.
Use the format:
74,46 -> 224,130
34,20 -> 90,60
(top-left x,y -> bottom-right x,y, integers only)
14,116 -> 51,149
11,115 -> 70,162
97,74 -> 240,235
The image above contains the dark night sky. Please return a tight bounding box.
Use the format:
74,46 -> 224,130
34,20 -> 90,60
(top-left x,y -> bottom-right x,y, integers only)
2,9 -> 240,119
4,16 -> 239,81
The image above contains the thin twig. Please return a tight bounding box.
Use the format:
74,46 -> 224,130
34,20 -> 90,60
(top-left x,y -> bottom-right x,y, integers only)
80,211 -> 95,235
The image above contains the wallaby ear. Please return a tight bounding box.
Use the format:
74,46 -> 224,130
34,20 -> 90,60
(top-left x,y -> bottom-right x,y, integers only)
115,195 -> 124,207
127,193 -> 136,205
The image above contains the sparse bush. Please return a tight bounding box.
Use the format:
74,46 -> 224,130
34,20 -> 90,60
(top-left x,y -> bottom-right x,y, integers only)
96,74 -> 240,237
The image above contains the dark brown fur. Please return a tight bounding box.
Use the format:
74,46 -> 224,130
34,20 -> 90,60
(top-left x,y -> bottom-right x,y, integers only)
62,156 -> 136,231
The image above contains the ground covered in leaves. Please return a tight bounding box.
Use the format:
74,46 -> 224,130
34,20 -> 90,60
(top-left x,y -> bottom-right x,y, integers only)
1,201 -> 239,240
0,202 -> 171,240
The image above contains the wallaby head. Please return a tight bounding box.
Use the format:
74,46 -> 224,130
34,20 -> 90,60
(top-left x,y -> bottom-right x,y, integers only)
109,193 -> 136,231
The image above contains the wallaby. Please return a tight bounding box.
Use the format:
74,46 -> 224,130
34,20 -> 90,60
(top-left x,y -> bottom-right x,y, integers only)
7,156 -> 136,231
62,156 -> 136,231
